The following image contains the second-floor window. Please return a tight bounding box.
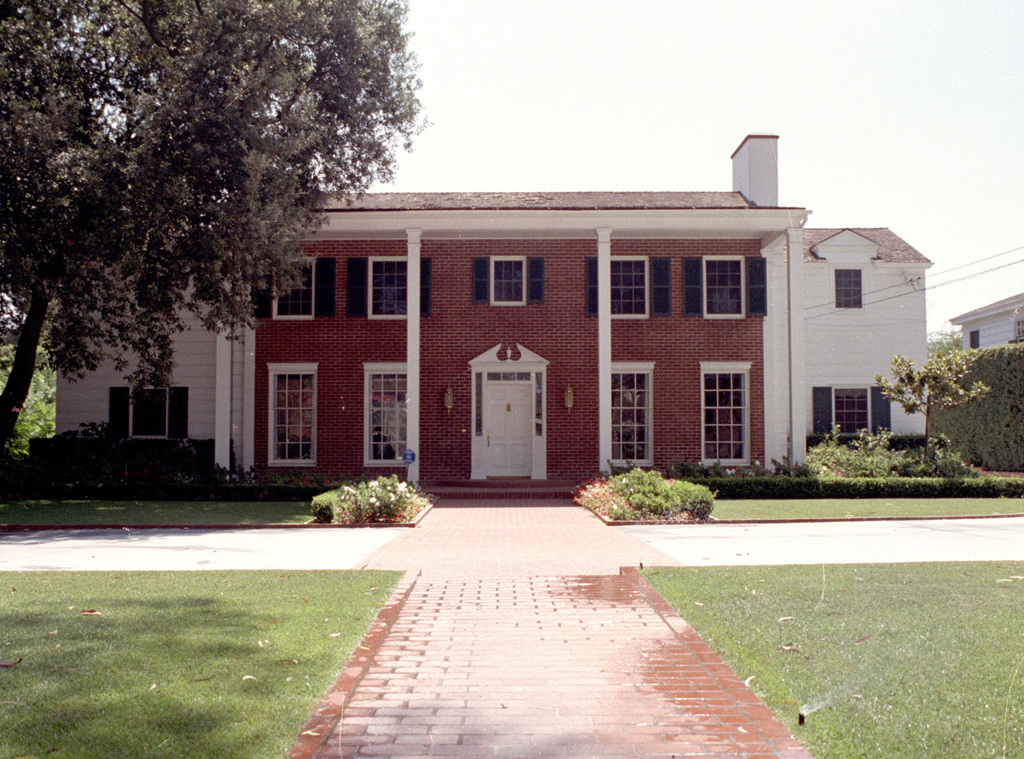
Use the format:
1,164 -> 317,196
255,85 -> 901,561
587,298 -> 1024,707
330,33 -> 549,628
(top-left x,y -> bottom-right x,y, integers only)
611,258 -> 647,317
705,259 -> 743,316
276,265 -> 313,317
370,258 -> 407,317
835,269 -> 863,309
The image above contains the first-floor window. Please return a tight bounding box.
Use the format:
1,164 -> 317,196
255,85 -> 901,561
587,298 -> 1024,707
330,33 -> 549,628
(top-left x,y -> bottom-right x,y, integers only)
611,367 -> 652,464
269,364 -> 316,464
834,388 -> 869,433
366,366 -> 407,464
702,363 -> 749,464
132,388 -> 168,437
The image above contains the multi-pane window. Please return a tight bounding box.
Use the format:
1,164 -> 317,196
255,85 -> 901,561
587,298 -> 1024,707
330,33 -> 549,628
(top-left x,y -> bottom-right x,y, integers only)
368,371 -> 407,463
371,259 -> 407,317
969,330 -> 980,349
611,259 -> 647,316
276,265 -> 314,317
833,388 -> 869,433
705,259 -> 743,316
1014,316 -> 1024,344
271,370 -> 316,463
132,389 -> 168,437
492,258 -> 525,304
611,372 -> 651,463
835,269 -> 863,309
703,371 -> 747,462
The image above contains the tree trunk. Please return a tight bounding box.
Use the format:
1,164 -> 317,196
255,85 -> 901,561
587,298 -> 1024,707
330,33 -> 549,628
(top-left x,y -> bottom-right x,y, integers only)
0,292 -> 51,453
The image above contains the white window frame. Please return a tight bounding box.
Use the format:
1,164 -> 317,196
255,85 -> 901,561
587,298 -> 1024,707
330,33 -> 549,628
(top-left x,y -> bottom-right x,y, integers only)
703,257 -> 745,319
834,268 -> 863,310
832,386 -> 870,434
490,256 -> 527,306
267,363 -> 318,466
273,262 -> 315,320
364,363 -> 408,466
369,257 -> 408,320
700,361 -> 751,466
610,361 -> 654,466
610,257 -> 649,319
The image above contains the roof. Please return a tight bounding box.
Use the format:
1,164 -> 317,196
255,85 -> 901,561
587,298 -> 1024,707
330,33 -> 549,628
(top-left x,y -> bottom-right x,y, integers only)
325,191 -> 801,212
803,228 -> 930,265
949,291 -> 1024,324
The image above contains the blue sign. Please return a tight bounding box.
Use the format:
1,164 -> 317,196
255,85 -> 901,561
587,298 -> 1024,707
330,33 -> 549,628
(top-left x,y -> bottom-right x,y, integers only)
402,449 -> 416,464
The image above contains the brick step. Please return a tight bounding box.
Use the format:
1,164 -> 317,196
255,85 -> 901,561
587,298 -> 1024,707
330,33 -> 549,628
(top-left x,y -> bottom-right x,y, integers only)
423,479 -> 577,502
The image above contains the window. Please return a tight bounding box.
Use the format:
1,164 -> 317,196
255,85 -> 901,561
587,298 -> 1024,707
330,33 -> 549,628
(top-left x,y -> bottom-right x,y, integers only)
611,258 -> 647,317
491,258 -> 525,305
835,269 -> 863,309
704,258 -> 743,316
132,389 -> 168,436
370,258 -> 407,317
109,387 -> 188,439
702,364 -> 749,464
611,368 -> 652,464
969,330 -> 980,349
366,366 -> 407,464
1013,316 -> 1024,345
276,264 -> 314,318
833,388 -> 869,433
269,365 -> 316,465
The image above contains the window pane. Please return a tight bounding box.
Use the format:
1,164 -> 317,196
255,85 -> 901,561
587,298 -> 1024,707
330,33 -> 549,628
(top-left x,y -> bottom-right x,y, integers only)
835,269 -> 863,309
705,260 -> 742,315
611,260 -> 647,315
834,388 -> 869,433
369,372 -> 408,461
371,260 -> 408,316
272,373 -> 315,461
492,259 -> 524,303
611,372 -> 651,461
703,371 -> 746,461
276,265 -> 313,316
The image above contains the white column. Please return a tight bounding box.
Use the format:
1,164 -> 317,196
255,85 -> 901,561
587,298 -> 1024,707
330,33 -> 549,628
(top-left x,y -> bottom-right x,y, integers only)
242,326 -> 256,471
406,229 -> 422,482
214,331 -> 232,469
597,228 -> 613,470
786,227 -> 807,463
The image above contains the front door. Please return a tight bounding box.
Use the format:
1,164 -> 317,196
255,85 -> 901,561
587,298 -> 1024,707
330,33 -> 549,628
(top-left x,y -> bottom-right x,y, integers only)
483,382 -> 533,477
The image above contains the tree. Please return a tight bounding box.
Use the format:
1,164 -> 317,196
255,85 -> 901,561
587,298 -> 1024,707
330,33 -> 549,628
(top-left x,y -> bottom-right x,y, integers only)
0,0 -> 422,451
0,344 -> 54,457
928,327 -> 964,359
876,352 -> 989,459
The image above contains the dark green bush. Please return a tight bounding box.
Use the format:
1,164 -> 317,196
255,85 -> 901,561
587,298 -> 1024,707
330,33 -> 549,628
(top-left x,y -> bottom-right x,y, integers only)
686,476 -> 1024,500
578,468 -> 715,521
807,429 -> 975,479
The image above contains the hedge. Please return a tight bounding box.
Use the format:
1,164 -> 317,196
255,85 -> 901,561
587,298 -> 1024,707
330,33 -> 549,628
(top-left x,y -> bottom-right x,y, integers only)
684,476 -> 1024,500
0,482 -> 326,502
932,344 -> 1024,472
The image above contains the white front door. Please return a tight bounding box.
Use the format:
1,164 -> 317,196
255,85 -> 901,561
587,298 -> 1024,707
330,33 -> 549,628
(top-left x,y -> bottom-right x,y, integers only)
484,382 -> 533,477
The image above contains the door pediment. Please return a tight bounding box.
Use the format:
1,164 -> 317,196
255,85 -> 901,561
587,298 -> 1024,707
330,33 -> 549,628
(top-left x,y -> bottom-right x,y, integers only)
469,343 -> 549,369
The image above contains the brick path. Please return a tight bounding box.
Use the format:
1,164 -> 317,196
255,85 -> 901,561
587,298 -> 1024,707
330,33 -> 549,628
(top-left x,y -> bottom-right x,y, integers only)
290,504 -> 815,758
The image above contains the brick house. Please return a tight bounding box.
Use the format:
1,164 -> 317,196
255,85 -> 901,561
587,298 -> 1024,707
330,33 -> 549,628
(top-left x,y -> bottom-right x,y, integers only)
55,135 -> 930,482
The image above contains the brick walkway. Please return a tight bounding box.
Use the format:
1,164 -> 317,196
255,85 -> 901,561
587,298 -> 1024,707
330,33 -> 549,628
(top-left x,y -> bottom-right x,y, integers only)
290,504 -> 815,759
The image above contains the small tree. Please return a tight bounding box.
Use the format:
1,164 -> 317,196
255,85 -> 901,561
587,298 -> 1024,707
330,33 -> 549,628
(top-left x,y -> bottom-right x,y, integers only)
876,352 -> 989,459
928,327 -> 964,359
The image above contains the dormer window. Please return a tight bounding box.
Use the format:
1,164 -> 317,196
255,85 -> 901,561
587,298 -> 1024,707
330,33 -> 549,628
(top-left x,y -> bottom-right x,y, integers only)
835,269 -> 863,309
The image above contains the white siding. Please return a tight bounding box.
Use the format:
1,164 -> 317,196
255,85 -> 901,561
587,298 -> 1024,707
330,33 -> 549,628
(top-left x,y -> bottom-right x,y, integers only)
955,307 -> 1024,349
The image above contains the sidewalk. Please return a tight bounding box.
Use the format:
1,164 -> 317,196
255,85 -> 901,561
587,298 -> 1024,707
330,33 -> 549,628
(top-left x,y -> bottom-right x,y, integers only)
291,503 -> 815,759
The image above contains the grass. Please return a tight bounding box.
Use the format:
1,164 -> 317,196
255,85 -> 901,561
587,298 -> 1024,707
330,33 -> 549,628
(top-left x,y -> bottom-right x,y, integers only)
711,497 -> 1024,521
644,562 -> 1024,759
0,500 -> 314,526
0,570 -> 400,759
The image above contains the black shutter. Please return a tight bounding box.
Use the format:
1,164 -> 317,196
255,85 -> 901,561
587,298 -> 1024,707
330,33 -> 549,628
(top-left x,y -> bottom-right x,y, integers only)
420,258 -> 432,316
683,258 -> 703,316
252,289 -> 272,318
109,387 -> 130,438
585,257 -> 598,317
314,258 -> 336,317
472,257 -> 489,303
527,257 -> 544,304
168,387 -> 189,439
871,386 -> 891,432
651,257 -> 671,316
746,257 -> 767,317
346,257 -> 368,317
812,387 -> 834,434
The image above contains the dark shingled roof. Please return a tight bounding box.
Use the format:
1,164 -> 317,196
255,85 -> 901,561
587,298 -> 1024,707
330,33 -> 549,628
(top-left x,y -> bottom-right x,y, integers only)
803,228 -> 930,264
326,191 -> 785,212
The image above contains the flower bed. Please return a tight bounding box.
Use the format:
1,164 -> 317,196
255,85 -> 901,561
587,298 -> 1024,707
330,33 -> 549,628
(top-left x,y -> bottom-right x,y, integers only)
311,476 -> 433,524
575,468 -> 714,522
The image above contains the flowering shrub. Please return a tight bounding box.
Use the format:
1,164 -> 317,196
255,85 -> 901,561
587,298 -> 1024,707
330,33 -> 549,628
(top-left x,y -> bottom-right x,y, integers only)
807,429 -> 976,479
311,476 -> 433,523
575,468 -> 714,522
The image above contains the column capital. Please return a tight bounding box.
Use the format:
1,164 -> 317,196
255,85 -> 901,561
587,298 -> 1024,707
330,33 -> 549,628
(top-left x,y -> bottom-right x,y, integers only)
406,228 -> 422,244
596,228 -> 612,244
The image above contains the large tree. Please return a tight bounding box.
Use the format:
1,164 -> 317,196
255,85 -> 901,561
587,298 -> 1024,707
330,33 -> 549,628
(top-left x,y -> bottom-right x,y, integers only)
0,0 -> 422,450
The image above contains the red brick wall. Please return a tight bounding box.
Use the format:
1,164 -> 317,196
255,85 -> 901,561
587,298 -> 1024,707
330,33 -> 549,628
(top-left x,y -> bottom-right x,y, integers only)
254,237 -> 765,481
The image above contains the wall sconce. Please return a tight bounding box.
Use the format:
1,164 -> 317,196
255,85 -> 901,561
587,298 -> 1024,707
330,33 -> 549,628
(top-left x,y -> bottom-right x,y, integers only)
564,385 -> 574,412
444,387 -> 454,414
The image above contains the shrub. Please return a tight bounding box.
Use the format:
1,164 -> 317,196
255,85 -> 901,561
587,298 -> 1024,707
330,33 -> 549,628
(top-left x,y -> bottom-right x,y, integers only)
312,476 -> 432,523
576,468 -> 714,522
807,429 -> 975,479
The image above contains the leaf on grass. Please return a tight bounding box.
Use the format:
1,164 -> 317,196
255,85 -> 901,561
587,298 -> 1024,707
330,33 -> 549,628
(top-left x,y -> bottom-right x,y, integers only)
0,700 -> 19,706
329,633 -> 342,638
744,675 -> 756,686
854,635 -> 874,645
149,683 -> 157,691
81,610 -> 101,616
301,730 -> 321,737
781,643 -> 799,651
242,675 -> 258,681
276,659 -> 299,665
188,676 -> 215,683
0,659 -> 22,668
694,602 -> 704,606
778,616 -> 794,622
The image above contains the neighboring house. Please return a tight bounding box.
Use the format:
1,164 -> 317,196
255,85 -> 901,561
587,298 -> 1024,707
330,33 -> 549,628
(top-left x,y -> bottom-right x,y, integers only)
949,293 -> 1024,349
803,228 -> 931,436
55,134 -> 930,482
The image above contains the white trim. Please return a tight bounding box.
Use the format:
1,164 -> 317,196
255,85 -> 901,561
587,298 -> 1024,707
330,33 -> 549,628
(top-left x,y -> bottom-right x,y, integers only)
703,256 -> 746,319
242,327 -> 256,470
700,361 -> 751,466
610,256 -> 649,319
215,331 -> 232,468
369,256 -> 409,320
267,363 -> 318,467
489,256 -> 527,306
364,362 -> 409,468
273,262 -> 315,320
405,229 -> 421,481
597,229 -> 613,471
831,386 -> 871,433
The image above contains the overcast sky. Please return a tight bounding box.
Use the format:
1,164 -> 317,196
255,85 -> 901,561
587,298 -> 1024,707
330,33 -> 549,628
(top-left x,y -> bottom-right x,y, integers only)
371,0 -> 1024,333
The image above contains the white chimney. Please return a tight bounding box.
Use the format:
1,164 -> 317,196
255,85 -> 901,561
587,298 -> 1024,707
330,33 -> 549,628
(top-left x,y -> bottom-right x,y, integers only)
731,134 -> 779,207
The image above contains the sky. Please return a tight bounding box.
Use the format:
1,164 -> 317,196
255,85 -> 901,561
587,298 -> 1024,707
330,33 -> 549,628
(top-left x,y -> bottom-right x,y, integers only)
369,0 -> 1024,334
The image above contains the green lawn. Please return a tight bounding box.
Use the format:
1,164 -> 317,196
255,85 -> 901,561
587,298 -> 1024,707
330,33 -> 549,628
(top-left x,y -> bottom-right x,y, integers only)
712,497 -> 1024,521
0,499 -> 313,526
644,562 -> 1024,759
0,570 -> 401,759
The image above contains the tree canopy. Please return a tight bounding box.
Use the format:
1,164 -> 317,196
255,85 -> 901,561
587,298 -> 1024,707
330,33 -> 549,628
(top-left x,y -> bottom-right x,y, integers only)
0,0 -> 422,449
